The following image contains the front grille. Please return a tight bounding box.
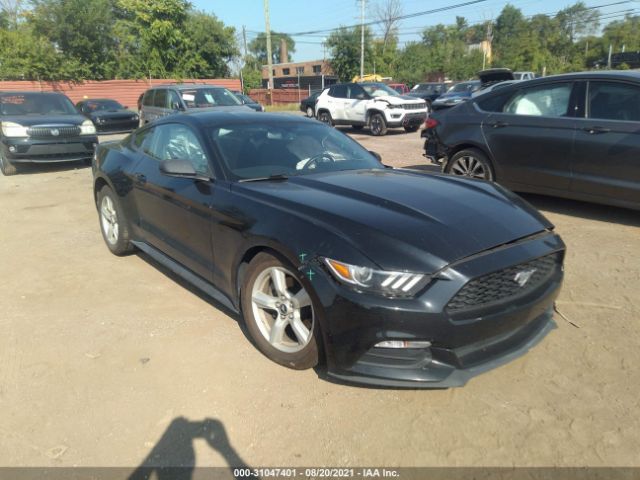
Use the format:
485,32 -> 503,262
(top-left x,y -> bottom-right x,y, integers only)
446,254 -> 559,312
27,126 -> 81,138
402,103 -> 426,110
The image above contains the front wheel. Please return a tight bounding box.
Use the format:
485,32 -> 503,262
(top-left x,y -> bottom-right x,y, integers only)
0,151 -> 17,176
241,253 -> 320,370
97,185 -> 135,255
317,111 -> 333,126
446,149 -> 494,181
369,113 -> 387,136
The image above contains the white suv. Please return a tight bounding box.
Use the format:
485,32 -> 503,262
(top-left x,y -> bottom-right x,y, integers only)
315,82 -> 428,136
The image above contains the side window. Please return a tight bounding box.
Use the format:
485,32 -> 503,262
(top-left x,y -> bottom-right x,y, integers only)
476,91 -> 513,112
168,90 -> 181,110
330,85 -> 347,98
134,127 -> 157,157
154,124 -> 209,175
349,84 -> 366,100
142,90 -> 155,107
504,83 -> 573,117
588,81 -> 640,122
153,89 -> 168,108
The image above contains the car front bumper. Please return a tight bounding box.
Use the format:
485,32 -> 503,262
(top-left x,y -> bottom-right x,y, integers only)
2,136 -> 98,163
308,231 -> 565,388
95,120 -> 138,133
385,111 -> 427,128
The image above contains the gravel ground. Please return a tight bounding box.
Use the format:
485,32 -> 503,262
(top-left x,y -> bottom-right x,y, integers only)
1,125 -> 639,470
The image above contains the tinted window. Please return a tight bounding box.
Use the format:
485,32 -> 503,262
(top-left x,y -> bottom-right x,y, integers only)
153,90 -> 168,108
134,127 -> 157,157
168,90 -> 181,110
210,122 -> 383,180
504,83 -> 573,117
588,81 -> 640,122
330,85 -> 348,98
153,124 -> 209,174
348,84 -> 367,99
179,88 -> 241,108
476,91 -> 513,112
142,90 -> 155,107
83,100 -> 124,112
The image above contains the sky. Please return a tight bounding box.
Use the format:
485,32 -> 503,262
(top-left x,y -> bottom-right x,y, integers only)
192,0 -> 639,62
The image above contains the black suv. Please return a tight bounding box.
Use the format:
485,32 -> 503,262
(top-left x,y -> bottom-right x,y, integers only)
139,84 -> 250,126
0,92 -> 98,176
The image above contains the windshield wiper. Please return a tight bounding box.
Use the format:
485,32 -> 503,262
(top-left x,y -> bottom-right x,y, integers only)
239,174 -> 290,183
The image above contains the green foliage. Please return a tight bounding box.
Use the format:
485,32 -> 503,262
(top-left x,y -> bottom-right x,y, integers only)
249,32 -> 295,64
241,66 -> 263,92
325,26 -> 374,81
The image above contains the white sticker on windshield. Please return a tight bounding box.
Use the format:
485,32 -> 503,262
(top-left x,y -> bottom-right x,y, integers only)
182,93 -> 195,101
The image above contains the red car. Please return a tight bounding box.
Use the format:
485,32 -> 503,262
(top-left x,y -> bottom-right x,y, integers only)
388,83 -> 410,94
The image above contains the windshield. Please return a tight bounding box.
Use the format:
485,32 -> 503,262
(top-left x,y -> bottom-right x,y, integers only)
0,93 -> 77,116
361,83 -> 399,97
211,122 -> 384,180
84,100 -> 124,111
448,82 -> 478,94
180,88 -> 242,108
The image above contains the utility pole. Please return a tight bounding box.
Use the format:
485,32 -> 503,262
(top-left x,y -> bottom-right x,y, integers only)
242,25 -> 248,60
360,0 -> 365,79
264,0 -> 274,96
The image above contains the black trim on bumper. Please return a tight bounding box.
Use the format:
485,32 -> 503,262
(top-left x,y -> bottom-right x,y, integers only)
2,136 -> 97,163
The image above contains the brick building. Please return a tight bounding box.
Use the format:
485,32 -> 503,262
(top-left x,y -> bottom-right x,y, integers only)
261,60 -> 338,91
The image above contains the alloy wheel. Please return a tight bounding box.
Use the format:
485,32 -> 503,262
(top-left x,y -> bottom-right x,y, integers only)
100,195 -> 119,245
250,266 -> 314,353
450,155 -> 489,180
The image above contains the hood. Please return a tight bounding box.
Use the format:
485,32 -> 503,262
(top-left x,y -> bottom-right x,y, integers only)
373,95 -> 424,106
236,169 -> 551,273
477,68 -> 514,87
185,105 -> 255,113
0,114 -> 87,127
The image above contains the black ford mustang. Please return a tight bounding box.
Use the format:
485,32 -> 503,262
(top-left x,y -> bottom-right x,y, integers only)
76,98 -> 140,133
93,111 -> 565,388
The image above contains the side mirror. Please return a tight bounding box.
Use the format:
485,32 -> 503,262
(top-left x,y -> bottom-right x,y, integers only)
160,159 -> 208,180
171,101 -> 183,111
369,150 -> 382,162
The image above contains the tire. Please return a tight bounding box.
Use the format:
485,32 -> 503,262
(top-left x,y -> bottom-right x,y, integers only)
96,185 -> 135,256
446,148 -> 494,181
306,106 -> 314,118
404,125 -> 419,133
241,252 -> 320,370
0,151 -> 18,176
317,111 -> 333,127
351,125 -> 364,131
369,112 -> 387,136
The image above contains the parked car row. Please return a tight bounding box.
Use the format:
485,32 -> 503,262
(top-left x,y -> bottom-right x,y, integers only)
0,85 -> 260,176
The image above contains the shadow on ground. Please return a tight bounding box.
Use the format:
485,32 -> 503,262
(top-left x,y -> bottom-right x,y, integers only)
128,417 -> 254,480
9,160 -> 90,176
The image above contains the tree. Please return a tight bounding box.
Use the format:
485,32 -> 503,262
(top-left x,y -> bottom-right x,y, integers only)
29,0 -> 117,79
182,11 -> 238,78
325,26 -> 374,81
374,0 -> 401,54
248,32 -> 295,64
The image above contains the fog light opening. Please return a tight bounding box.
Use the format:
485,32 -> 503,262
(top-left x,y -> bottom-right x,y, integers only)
375,340 -> 432,349
8,146 -> 16,152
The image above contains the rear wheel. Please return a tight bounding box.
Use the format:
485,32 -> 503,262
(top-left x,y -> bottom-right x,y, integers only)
306,106 -> 314,118
369,113 -> 387,136
0,151 -> 17,176
241,253 -> 320,370
446,149 -> 494,181
97,185 -> 135,255
404,125 -> 419,133
317,111 -> 333,126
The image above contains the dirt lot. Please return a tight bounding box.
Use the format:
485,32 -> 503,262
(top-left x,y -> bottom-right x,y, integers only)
1,124 -> 639,470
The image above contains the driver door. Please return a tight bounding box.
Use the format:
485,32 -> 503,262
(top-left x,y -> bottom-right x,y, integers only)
131,123 -> 215,281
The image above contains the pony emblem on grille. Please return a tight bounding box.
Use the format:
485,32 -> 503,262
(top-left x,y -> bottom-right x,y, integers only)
514,268 -> 537,287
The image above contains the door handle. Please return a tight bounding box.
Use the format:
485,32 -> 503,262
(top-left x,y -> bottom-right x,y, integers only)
583,126 -> 610,135
488,121 -> 509,129
134,173 -> 146,185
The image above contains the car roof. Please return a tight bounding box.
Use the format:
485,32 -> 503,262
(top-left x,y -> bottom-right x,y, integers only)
78,98 -> 121,103
151,110 -> 314,129
516,70 -> 640,84
151,84 -> 227,90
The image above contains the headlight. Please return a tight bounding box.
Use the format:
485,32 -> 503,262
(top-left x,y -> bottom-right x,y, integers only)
80,119 -> 96,135
1,121 -> 29,138
323,258 -> 428,297
133,114 -> 139,121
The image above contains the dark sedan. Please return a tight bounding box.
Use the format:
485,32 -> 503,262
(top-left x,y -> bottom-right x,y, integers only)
422,71 -> 640,211
76,98 -> 140,133
300,91 -> 321,117
408,82 -> 448,110
93,111 -> 564,388
1,91 -> 98,176
232,92 -> 264,112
